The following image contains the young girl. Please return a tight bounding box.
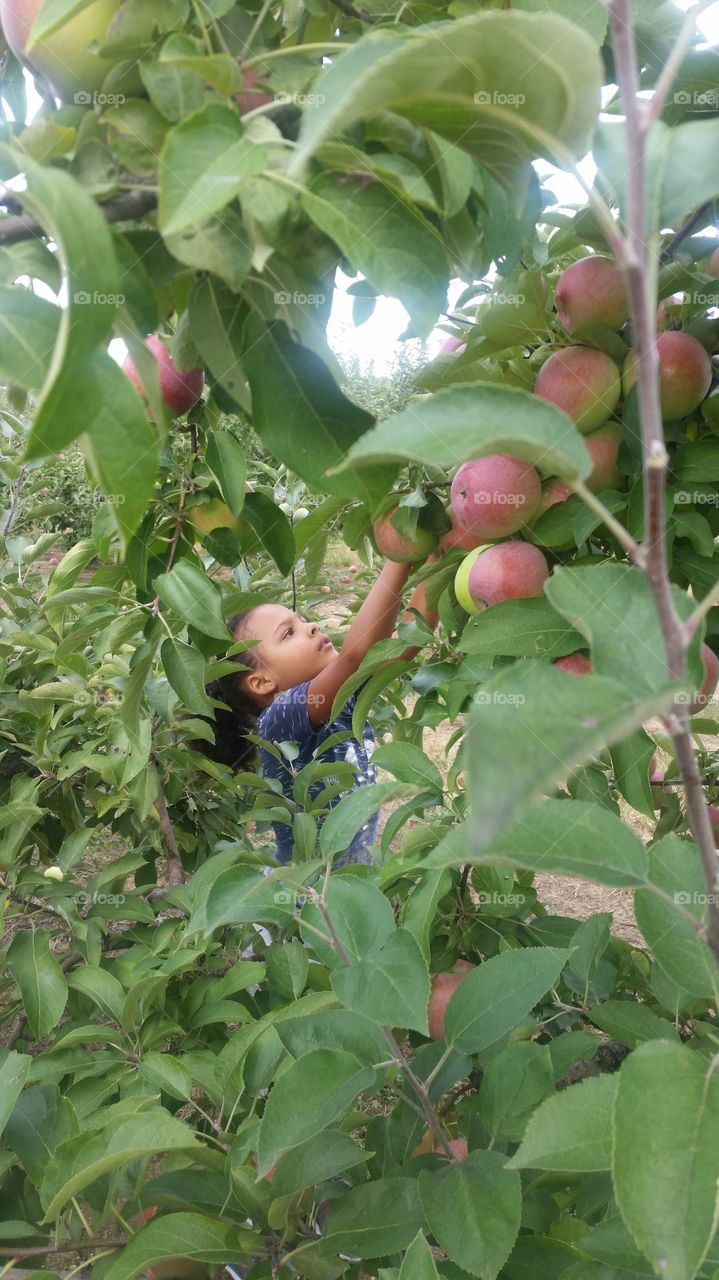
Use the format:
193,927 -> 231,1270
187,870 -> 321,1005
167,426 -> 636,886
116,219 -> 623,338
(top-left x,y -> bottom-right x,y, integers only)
201,557 -> 440,869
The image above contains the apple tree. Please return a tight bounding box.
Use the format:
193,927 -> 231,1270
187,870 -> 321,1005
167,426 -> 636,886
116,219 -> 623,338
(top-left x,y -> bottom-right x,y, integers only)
1,0 -> 719,1278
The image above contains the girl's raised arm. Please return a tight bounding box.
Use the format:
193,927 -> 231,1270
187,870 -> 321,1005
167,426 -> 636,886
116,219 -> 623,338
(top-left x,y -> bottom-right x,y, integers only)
306,560 -> 415,726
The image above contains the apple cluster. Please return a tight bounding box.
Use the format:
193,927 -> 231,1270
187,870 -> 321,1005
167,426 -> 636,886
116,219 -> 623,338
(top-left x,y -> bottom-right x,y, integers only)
434,255 -> 714,648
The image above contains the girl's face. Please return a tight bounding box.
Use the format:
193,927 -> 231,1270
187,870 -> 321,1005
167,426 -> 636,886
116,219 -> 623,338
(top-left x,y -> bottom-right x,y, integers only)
236,604 -> 337,702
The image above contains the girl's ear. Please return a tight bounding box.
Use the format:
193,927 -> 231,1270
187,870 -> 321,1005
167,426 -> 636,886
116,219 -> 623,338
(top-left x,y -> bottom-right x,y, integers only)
245,667 -> 277,699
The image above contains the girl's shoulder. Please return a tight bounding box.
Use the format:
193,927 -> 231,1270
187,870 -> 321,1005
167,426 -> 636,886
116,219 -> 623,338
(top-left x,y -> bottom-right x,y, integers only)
257,680 -> 314,738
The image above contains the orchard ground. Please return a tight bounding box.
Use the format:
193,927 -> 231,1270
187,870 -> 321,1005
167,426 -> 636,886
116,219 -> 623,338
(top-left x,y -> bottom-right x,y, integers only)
22,532 -> 719,966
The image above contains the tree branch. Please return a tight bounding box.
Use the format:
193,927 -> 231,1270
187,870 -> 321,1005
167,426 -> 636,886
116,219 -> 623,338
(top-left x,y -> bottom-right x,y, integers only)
0,185 -> 157,246
607,0 -> 719,962
659,199 -> 717,265
152,768 -> 186,889
328,0 -> 382,22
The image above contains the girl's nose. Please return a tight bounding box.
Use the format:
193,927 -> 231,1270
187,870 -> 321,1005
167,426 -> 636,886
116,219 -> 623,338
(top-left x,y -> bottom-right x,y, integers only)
308,620 -> 319,636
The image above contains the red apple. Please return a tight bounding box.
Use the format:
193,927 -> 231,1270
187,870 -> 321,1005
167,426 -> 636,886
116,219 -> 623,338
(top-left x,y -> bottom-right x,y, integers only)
373,505 -> 438,563
584,423 -> 623,492
622,332 -> 712,421
457,541 -> 549,613
450,455 -> 542,540
707,804 -> 719,848
553,652 -> 592,675
123,335 -> 204,417
428,961 -> 475,1040
534,346 -> 622,433
554,255 -> 629,333
706,248 -> 719,279
439,520 -> 490,553
439,334 -> 467,355
530,478 -> 574,522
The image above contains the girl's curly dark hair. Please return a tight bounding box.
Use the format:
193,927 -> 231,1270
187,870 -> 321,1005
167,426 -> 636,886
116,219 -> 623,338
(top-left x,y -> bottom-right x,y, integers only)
192,609 -> 263,773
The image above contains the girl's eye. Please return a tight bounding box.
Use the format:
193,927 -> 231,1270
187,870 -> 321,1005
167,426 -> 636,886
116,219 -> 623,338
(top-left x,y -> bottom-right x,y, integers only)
283,627 -> 293,639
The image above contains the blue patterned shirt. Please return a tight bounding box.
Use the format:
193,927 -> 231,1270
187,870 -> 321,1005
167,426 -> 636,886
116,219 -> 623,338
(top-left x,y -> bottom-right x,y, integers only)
257,679 -> 378,867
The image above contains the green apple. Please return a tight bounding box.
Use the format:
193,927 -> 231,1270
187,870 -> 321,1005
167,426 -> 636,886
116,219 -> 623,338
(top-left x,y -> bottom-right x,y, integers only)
1,0 -> 122,101
454,546 -> 489,614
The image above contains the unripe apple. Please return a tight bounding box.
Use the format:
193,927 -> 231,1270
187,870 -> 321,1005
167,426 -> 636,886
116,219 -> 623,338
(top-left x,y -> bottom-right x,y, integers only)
123,336 -> 204,417
0,0 -> 122,101
455,541 -> 549,613
554,255 -> 629,333
688,643 -> 719,715
534,346 -> 622,433
373,505 -> 438,563
439,334 -> 467,355
235,65 -> 274,115
450,455 -> 542,540
553,652 -> 592,675
622,332 -> 712,421
583,423 -> 623,493
428,961 -> 475,1040
188,498 -> 246,538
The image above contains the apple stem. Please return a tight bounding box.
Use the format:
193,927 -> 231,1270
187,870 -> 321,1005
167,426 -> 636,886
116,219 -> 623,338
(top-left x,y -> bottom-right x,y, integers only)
570,479 -> 644,565
312,894 -> 457,1160
607,0 -> 719,962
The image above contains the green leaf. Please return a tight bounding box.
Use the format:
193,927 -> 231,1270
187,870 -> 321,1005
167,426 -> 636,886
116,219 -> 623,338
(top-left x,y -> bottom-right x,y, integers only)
241,490 -> 295,575
153,559 -> 230,641
6,930 -> 68,1041
331,928 -> 430,1034
634,835 -> 719,1003
275,1008 -> 387,1065
0,1052 -> 32,1141
102,1213 -> 254,1280
164,206 -> 252,293
0,151 -> 121,464
139,1052 -> 193,1102
586,1001 -> 680,1049
321,1178 -> 424,1259
271,1129 -> 371,1197
40,1112 -> 204,1219
400,1231 -> 440,1280
241,316 -> 397,511
159,33 -> 243,96
464,663 -> 677,853
162,638 -> 214,717
371,742 -> 442,793
444,947 -> 569,1053
0,287 -> 60,390
438,799 -> 649,888
660,119 -> 719,230
509,1074 -> 617,1171
477,1042 -> 554,1142
256,1049 -> 375,1176
300,876 -> 396,969
419,1150 -> 522,1279
333,382 -> 590,484
291,13 -> 602,189
78,352 -> 159,548
158,103 -> 267,236
65,965 -> 126,1021
460,597 -> 583,661
266,940 -> 309,1001
609,729 -> 655,819
199,863 -> 325,933
545,563 -> 701,700
205,430 -> 247,517
613,1041 -> 719,1280
318,782 -> 415,860
510,0 -> 607,42
300,173 -> 449,338
403,869 -> 453,963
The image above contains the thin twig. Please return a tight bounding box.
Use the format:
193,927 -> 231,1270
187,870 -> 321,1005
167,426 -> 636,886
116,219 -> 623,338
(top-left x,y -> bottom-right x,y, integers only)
659,200 -> 716,264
